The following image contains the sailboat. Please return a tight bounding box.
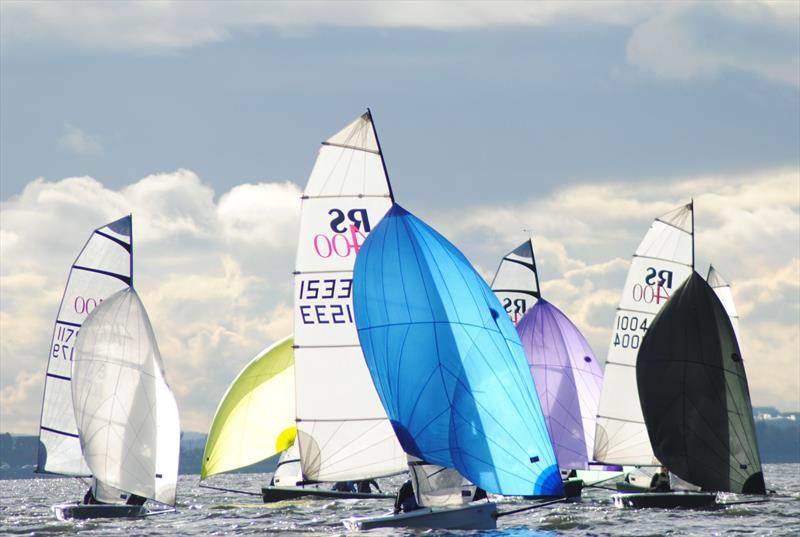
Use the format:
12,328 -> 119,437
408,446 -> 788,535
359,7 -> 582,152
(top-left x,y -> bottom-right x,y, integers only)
40,216 -> 180,519
613,269 -> 766,509
593,202 -> 695,483
343,205 -> 564,530
201,336 -> 393,502
491,240 -> 613,490
276,110 -> 406,499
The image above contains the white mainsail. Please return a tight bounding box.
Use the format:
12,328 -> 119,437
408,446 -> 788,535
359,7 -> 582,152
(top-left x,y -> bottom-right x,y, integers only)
37,216 -> 133,476
707,264 -> 740,341
490,239 -> 540,324
293,111 -> 406,481
72,288 -> 180,505
594,203 -> 694,466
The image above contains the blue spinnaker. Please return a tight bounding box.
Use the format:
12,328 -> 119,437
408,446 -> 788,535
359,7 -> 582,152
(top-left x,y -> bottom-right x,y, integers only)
353,205 -> 563,497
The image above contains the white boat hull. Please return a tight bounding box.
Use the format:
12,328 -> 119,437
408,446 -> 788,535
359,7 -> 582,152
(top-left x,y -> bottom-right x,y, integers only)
343,501 -> 497,531
52,502 -> 149,520
612,492 -> 718,510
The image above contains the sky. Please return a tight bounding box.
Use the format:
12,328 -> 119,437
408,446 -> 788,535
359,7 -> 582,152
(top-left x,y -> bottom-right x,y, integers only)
1,1 -> 798,435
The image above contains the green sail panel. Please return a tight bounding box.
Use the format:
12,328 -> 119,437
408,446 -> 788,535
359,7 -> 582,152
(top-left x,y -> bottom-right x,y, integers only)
636,272 -> 765,494
201,336 -> 296,479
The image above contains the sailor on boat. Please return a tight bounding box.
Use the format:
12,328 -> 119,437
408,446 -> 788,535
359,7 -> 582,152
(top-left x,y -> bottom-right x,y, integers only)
649,466 -> 671,492
393,479 -> 420,514
356,479 -> 381,493
332,481 -> 356,492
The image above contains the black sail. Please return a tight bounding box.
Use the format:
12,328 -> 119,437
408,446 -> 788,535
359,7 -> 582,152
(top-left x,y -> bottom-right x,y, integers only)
636,271 -> 765,494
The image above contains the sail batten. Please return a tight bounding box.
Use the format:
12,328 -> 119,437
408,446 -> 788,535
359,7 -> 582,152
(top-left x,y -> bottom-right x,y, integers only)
293,111 -> 405,481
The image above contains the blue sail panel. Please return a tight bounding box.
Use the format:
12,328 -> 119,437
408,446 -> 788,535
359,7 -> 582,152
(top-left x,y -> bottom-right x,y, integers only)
354,205 -> 563,496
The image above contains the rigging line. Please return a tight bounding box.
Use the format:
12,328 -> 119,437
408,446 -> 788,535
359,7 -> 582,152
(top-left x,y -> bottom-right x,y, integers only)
198,483 -> 262,496
494,497 -> 567,518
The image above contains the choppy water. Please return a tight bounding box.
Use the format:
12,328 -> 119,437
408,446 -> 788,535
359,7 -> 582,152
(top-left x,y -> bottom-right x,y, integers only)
1,464 -> 797,536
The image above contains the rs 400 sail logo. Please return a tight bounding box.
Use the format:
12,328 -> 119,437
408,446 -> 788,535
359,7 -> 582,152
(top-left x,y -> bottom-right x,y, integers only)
312,208 -> 371,259
632,267 -> 674,305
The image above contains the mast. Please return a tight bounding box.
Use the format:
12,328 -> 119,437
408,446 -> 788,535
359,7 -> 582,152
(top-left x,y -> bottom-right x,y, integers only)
690,199 -> 695,271
129,214 -> 134,288
366,108 -> 396,204
528,236 -> 542,299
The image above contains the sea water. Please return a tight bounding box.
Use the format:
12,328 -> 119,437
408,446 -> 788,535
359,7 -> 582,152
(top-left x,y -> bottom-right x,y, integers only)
1,464 -> 797,536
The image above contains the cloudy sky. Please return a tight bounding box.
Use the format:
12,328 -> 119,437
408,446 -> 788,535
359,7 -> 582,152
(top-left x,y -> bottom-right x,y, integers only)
1,1 -> 798,435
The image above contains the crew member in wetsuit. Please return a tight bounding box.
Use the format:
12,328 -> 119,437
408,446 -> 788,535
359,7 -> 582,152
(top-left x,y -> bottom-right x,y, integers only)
126,494 -> 146,506
332,481 -> 356,492
356,479 -> 381,493
649,465 -> 671,492
393,479 -> 419,514
83,488 -> 100,505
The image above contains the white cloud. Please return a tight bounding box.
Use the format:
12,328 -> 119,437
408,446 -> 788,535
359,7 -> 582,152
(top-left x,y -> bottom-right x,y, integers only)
1,167 -> 797,436
0,0 -> 649,51
0,171 -> 302,433
3,1 -> 795,88
627,1 -> 800,87
58,124 -> 103,156
431,167 -> 799,413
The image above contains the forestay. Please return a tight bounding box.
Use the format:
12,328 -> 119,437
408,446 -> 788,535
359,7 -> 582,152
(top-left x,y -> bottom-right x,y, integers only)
293,111 -> 405,481
72,288 -> 180,505
37,216 -> 133,476
636,272 -> 765,494
201,336 -> 296,479
594,203 -> 694,466
353,205 -> 563,496
490,239 -> 540,324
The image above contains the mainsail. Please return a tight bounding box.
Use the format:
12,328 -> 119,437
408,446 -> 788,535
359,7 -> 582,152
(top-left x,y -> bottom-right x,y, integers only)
594,203 -> 694,465
201,336 -> 296,479
636,272 -> 766,494
72,287 -> 181,505
707,264 -> 740,341
353,205 -> 563,496
293,111 -> 405,481
490,239 -> 540,324
37,215 -> 133,476
491,239 -> 602,470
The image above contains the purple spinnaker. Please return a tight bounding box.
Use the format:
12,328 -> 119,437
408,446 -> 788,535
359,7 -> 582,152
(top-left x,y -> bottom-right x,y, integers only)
517,299 -> 604,470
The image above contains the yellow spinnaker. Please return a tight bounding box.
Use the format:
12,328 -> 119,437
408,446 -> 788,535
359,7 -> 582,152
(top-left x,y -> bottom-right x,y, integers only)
201,336 -> 295,479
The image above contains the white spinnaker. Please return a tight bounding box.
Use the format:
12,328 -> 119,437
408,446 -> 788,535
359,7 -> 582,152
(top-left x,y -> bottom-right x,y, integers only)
294,111 -> 406,481
72,288 -> 180,505
37,216 -> 132,476
490,239 -> 540,324
707,265 -> 740,341
594,203 -> 694,466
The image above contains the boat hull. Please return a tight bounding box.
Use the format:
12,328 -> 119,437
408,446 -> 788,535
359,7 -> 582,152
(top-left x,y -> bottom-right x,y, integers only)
52,502 -> 148,520
343,501 -> 498,531
612,492 -> 718,510
260,486 -> 393,503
